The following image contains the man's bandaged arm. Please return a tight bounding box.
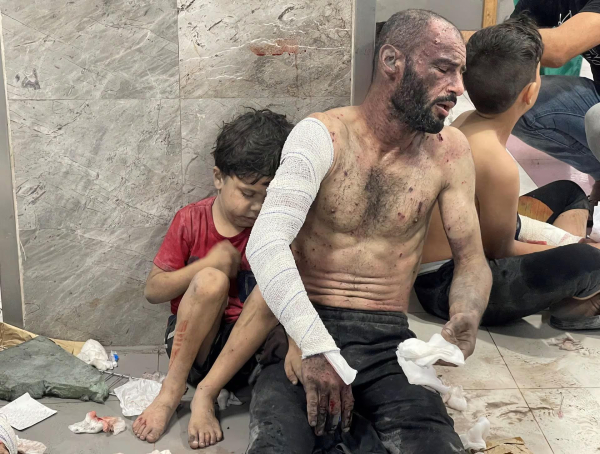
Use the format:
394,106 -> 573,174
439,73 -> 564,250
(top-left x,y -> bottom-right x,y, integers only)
247,117 -> 357,385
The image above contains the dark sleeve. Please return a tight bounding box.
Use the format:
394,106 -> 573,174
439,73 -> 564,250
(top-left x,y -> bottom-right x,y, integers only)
154,208 -> 191,272
511,0 -> 553,26
581,0 -> 600,14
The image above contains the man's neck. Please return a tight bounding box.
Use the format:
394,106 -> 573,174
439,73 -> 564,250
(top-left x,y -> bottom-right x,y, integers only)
359,90 -> 424,154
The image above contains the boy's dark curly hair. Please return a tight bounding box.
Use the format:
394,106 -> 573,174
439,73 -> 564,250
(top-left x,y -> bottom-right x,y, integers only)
213,108 -> 294,183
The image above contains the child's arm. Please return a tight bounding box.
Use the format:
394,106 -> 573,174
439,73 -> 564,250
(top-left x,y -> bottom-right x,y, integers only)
144,240 -> 241,304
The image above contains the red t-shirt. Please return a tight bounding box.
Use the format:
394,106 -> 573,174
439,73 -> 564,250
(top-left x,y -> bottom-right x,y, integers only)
153,196 -> 251,322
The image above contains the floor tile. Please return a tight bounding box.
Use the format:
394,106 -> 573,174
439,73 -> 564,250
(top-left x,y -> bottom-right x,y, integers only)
448,389 -> 553,454
3,399 -> 153,454
488,314 -> 600,388
407,313 -> 517,390
111,346 -> 161,379
154,399 -> 250,453
522,388 -> 600,454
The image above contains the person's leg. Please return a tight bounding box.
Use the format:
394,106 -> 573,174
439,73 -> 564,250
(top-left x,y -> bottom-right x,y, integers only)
512,76 -> 600,199
246,362 -> 316,454
520,180 -> 590,236
188,288 -> 278,449
415,245 -> 600,326
585,103 -> 600,162
133,267 -> 230,443
327,306 -> 463,454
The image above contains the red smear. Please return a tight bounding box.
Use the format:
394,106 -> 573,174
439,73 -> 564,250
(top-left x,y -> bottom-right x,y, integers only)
249,39 -> 299,57
330,400 -> 336,412
527,240 -> 548,245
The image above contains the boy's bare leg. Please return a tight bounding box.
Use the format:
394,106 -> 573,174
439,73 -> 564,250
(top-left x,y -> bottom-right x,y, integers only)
133,268 -> 230,443
188,288 -> 278,449
553,209 -> 589,238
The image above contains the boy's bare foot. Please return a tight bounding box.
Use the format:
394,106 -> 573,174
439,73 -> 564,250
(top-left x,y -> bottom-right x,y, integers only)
188,388 -> 222,449
133,383 -> 184,443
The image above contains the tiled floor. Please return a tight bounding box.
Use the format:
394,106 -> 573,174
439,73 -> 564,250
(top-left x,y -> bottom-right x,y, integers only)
3,297 -> 600,453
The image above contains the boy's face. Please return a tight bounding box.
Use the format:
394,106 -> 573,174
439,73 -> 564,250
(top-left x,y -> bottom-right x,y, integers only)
214,169 -> 272,229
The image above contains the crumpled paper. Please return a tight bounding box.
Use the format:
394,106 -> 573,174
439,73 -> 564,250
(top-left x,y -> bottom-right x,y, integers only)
68,411 -> 126,435
16,438 -> 47,454
217,389 -> 243,411
460,416 -> 490,451
0,393 -> 57,430
77,340 -> 117,371
396,334 -> 467,411
113,379 -> 162,417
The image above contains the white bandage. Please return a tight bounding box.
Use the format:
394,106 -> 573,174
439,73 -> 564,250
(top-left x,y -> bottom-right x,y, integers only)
247,118 -> 357,385
518,215 -> 582,246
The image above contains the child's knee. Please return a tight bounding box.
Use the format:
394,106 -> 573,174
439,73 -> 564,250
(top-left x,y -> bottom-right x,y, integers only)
190,267 -> 230,302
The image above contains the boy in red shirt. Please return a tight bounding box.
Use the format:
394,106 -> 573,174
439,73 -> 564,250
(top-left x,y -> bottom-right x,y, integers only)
133,109 -> 293,446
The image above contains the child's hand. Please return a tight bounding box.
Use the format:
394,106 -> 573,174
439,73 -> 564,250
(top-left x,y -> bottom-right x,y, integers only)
206,240 -> 241,278
285,336 -> 303,386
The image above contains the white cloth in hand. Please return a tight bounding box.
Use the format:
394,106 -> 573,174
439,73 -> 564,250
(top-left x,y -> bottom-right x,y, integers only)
460,416 -> 490,451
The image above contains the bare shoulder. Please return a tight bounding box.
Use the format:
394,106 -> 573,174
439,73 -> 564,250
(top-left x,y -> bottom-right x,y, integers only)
308,107 -> 353,140
437,126 -> 471,160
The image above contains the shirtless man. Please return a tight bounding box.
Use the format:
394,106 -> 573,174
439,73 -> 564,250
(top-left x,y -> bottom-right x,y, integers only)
238,10 -> 492,453
416,16 -> 600,330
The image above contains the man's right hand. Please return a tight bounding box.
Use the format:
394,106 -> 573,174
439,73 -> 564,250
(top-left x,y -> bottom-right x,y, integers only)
206,240 -> 241,279
302,354 -> 354,436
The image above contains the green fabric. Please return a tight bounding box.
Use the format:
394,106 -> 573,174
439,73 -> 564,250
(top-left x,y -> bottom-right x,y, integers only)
513,0 -> 583,76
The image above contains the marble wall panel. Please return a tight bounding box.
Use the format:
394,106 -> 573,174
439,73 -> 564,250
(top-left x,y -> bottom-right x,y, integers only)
0,0 -> 179,99
178,0 -> 352,99
10,99 -> 182,230
181,97 -> 348,205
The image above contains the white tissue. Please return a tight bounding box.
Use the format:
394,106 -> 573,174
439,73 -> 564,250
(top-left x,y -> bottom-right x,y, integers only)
397,333 -> 464,367
68,412 -> 126,435
0,393 -> 57,431
591,206 -> 600,242
396,334 -> 467,411
16,438 -> 47,454
77,339 -> 117,371
113,379 -> 162,417
459,416 -> 490,451
217,389 -> 243,411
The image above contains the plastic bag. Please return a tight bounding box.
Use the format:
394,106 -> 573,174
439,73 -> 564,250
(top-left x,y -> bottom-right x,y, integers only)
76,340 -> 117,371
113,379 -> 162,417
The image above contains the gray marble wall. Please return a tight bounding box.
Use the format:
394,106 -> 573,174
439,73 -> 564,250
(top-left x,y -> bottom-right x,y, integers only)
0,0 -> 351,344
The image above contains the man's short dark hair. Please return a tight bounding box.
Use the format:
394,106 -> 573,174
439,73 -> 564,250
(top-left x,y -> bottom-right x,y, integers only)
213,108 -> 294,183
374,9 -> 460,69
464,14 -> 544,115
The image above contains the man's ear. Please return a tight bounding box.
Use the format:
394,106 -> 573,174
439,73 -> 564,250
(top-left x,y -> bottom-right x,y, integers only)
379,44 -> 404,77
213,166 -> 224,191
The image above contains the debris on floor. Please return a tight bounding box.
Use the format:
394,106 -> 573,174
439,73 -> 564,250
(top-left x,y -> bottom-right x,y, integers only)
77,340 -> 117,371
483,437 -> 533,453
141,372 -> 166,383
396,334 -> 468,411
16,438 -> 47,454
0,337 -> 109,403
0,323 -> 85,356
0,415 -> 17,454
113,379 -> 162,416
0,393 -> 56,430
460,416 -> 490,452
547,333 -> 586,352
217,389 -> 243,411
68,411 -> 126,435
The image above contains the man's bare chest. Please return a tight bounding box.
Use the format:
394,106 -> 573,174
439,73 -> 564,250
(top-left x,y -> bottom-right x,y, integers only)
316,152 -> 443,238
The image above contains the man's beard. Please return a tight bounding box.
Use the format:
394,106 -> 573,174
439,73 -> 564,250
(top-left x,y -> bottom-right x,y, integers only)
391,62 -> 456,134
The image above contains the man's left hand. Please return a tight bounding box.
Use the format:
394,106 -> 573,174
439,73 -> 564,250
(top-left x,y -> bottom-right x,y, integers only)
441,311 -> 479,360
